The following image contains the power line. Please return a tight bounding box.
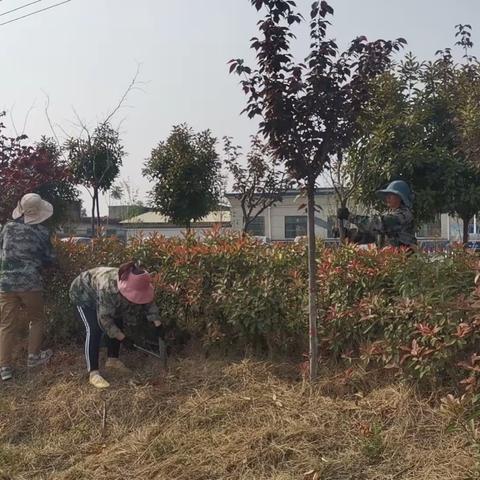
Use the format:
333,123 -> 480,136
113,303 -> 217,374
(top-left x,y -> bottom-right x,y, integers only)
1,0 -> 45,18
0,0 -> 71,27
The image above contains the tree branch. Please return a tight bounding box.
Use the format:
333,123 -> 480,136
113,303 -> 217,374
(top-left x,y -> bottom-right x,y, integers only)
9,105 -> 19,138
71,106 -> 90,140
103,63 -> 143,126
21,100 -> 36,136
43,92 -> 69,161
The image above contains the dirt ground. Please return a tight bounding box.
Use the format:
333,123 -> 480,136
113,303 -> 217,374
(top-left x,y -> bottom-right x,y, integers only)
0,347 -> 475,480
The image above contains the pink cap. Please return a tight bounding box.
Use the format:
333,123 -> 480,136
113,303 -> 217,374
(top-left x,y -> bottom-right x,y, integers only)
118,271 -> 155,305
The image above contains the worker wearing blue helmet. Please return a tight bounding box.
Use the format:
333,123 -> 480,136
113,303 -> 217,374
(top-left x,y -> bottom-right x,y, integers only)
337,180 -> 417,250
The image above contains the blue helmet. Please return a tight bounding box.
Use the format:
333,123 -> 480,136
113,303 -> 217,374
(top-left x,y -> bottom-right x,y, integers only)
376,180 -> 413,208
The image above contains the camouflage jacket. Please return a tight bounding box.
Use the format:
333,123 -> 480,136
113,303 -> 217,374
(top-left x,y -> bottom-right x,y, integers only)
0,220 -> 55,293
349,206 -> 417,248
69,267 -> 160,338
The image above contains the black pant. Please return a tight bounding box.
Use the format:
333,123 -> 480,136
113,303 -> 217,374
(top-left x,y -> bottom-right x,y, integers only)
74,305 -> 123,372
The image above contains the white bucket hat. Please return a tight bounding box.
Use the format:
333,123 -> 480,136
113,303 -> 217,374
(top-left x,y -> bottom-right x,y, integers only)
12,193 -> 54,225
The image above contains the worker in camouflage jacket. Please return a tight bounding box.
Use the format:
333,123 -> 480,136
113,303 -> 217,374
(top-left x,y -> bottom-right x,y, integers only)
337,180 -> 417,251
69,262 -> 163,389
0,193 -> 55,382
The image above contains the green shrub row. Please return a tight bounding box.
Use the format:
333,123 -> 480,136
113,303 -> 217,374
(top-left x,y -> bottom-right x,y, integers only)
46,231 -> 479,391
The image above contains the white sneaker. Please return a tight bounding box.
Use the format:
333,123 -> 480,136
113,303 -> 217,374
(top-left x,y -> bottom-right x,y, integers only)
27,349 -> 53,368
89,372 -> 110,389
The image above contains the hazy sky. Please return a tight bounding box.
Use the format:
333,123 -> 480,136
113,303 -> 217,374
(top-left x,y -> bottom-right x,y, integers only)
2,0 -> 479,213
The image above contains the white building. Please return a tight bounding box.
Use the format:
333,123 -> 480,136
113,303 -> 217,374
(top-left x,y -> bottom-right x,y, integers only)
61,193 -> 477,244
225,189 -> 470,243
120,209 -> 231,241
225,189 -> 339,241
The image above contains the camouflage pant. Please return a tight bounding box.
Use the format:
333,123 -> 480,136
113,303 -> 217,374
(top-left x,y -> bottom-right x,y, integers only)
0,291 -> 45,366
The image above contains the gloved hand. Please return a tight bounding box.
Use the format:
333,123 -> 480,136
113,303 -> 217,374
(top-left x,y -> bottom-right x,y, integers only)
337,207 -> 350,220
155,324 -> 165,339
121,336 -> 136,351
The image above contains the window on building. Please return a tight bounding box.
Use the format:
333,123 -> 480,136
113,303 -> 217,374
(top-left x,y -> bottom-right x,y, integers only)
417,215 -> 441,238
327,215 -> 340,238
469,218 -> 476,234
285,216 -> 307,239
245,216 -> 265,236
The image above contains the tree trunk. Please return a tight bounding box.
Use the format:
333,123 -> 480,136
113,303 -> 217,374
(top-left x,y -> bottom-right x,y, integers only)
241,205 -> 250,236
335,150 -> 347,245
96,191 -> 101,230
338,200 -> 347,244
462,215 -> 471,245
242,216 -> 251,237
306,179 -> 318,381
91,190 -> 96,237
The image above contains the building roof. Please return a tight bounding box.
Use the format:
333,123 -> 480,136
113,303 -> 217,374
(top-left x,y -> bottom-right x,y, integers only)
76,217 -> 122,226
120,210 -> 231,225
224,187 -> 335,198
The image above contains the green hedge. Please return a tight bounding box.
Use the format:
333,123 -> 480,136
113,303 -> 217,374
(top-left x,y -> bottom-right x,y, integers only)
46,232 -> 479,391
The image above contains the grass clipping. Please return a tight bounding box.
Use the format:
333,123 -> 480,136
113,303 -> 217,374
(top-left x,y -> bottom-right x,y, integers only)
0,348 -> 475,480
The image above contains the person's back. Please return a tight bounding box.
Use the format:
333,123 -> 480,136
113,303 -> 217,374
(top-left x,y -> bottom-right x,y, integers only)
0,193 -> 55,381
69,267 -> 119,309
0,220 -> 54,293
69,266 -> 158,336
69,262 -> 162,389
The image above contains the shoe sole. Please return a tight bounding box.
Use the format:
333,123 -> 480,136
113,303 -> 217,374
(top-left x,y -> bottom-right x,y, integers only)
89,381 -> 110,389
1,368 -> 13,381
27,354 -> 53,368
27,361 -> 51,368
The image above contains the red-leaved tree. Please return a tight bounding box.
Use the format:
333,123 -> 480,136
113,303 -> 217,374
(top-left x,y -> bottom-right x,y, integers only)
230,0 -> 405,379
0,112 -> 76,225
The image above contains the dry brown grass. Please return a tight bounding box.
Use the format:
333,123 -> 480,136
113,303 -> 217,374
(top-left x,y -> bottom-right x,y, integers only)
0,348 -> 476,480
